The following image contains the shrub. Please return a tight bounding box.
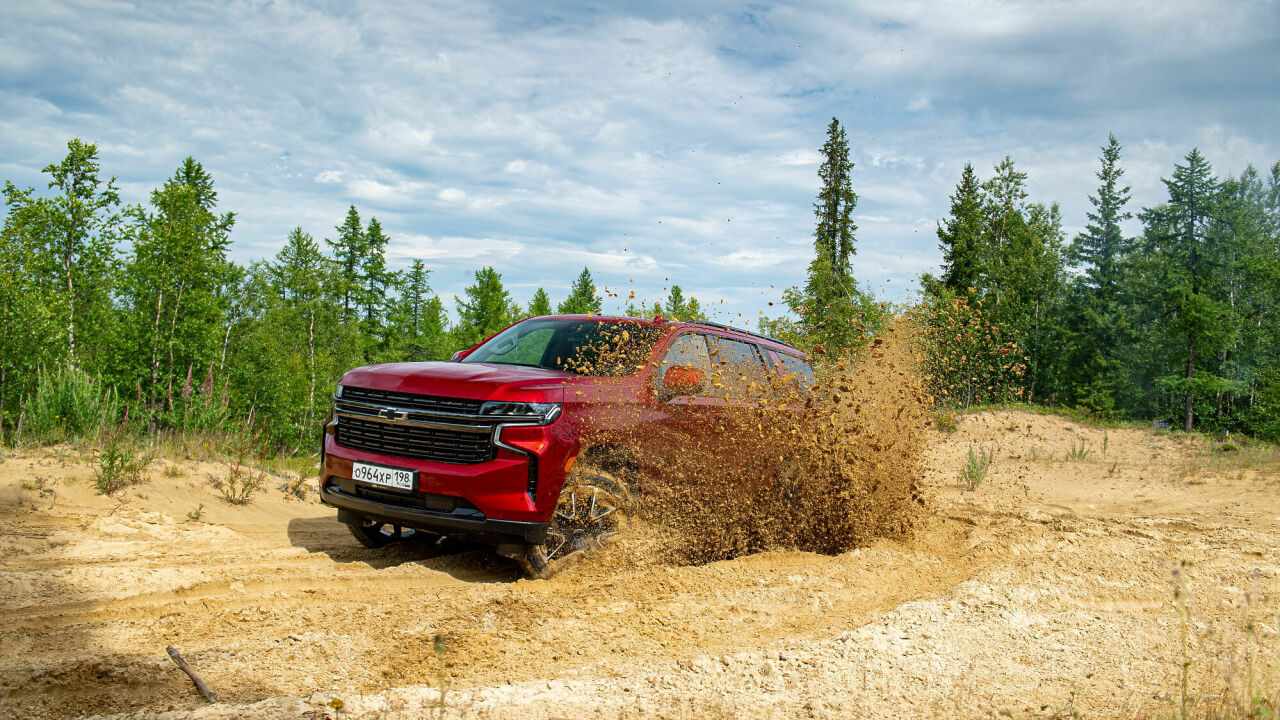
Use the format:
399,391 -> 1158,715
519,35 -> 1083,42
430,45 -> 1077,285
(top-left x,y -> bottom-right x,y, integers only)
910,291 -> 1027,409
95,408 -> 150,494
959,444 -> 993,491
214,414 -> 265,505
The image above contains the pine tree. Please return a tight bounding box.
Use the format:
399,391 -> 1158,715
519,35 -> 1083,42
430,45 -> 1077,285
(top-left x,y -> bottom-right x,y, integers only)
784,117 -> 874,350
804,117 -> 858,307
1072,135 -> 1133,297
1138,149 -> 1235,431
659,285 -> 705,321
390,259 -> 449,361
455,267 -> 516,349
527,288 -> 552,317
326,205 -> 366,319
934,163 -> 986,293
557,267 -> 601,315
361,217 -> 392,330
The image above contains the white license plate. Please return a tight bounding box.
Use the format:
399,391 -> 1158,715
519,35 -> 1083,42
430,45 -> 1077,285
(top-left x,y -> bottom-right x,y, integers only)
351,462 -> 416,491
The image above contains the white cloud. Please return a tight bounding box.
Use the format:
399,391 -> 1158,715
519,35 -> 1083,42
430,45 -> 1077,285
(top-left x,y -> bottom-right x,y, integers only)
1,0 -> 1275,321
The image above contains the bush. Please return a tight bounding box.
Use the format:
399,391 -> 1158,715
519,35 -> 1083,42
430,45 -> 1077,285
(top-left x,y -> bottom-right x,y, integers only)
910,291 -> 1027,408
95,409 -> 150,494
23,362 -> 118,444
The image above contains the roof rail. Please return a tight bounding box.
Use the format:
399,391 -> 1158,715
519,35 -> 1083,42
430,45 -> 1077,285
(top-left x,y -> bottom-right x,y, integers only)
687,320 -> 798,351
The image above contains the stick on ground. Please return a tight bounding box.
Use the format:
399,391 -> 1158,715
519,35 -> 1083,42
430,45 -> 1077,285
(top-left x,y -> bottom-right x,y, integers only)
166,644 -> 218,703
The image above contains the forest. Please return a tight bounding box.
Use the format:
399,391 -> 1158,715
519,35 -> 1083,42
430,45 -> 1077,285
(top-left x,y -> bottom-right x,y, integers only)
2,120 -> 1278,452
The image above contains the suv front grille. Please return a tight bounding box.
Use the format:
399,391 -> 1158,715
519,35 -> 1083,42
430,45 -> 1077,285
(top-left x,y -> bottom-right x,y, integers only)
341,386 -> 483,415
336,415 -> 495,464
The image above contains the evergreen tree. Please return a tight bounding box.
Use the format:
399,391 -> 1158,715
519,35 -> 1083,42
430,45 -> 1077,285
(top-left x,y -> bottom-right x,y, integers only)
1138,149 -> 1235,432
1062,136 -> 1134,413
455,267 -> 516,349
527,288 -> 552,317
659,285 -> 705,321
390,260 -> 450,361
1072,135 -> 1133,297
326,205 -> 366,319
933,163 -> 985,293
361,217 -> 393,331
557,267 -> 601,315
782,117 -> 875,350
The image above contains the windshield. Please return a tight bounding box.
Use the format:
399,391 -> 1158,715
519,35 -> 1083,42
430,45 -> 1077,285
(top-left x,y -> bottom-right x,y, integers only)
461,319 -> 664,376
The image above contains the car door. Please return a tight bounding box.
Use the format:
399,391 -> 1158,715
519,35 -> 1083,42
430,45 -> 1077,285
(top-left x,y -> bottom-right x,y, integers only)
642,331 -> 737,483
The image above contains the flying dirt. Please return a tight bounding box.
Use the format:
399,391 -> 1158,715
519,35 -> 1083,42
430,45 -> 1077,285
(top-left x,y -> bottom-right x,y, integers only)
1,339 -> 1278,718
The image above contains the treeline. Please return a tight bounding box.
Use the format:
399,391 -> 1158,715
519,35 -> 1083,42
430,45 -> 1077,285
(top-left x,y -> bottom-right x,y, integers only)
0,140 -> 705,450
767,119 -> 1280,441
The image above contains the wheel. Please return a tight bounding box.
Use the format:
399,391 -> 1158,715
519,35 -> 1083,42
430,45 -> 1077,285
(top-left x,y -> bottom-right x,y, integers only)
346,517 -> 415,548
518,467 -> 630,579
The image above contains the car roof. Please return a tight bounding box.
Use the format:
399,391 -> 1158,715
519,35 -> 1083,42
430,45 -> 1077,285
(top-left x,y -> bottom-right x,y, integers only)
525,314 -> 805,358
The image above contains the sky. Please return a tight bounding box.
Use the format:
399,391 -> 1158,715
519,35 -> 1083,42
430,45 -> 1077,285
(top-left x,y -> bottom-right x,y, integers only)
2,0 -> 1278,327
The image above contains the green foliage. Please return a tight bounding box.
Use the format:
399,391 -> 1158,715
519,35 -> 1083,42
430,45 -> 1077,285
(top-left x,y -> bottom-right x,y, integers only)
556,267 -> 601,315
959,445 -> 993,490
23,361 -> 119,444
913,290 -> 1027,407
455,267 -> 517,349
1065,443 -> 1092,462
95,409 -> 150,494
526,287 -> 552,318
657,285 -> 705,321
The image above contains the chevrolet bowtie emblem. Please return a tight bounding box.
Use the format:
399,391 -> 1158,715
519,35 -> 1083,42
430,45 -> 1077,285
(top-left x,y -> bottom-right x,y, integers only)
379,408 -> 408,421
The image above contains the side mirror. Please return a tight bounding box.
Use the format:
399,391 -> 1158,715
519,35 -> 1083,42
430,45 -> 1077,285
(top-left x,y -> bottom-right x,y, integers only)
662,365 -> 707,395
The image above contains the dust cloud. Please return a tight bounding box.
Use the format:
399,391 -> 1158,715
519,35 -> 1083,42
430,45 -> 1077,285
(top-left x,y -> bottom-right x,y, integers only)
622,323 -> 932,566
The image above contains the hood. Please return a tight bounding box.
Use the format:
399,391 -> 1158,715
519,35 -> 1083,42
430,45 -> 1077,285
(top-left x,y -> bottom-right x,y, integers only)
340,361 -> 570,402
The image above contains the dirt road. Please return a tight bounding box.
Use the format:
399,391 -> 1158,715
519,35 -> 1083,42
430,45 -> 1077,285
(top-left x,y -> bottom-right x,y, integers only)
2,410 -> 1277,719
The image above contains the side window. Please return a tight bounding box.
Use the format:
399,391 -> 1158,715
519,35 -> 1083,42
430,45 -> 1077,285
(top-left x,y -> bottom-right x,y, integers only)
706,337 -> 769,398
778,353 -> 817,389
655,333 -> 711,394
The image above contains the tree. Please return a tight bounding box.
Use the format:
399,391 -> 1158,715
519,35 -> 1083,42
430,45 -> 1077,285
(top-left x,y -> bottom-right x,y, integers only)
361,217 -> 393,333
3,139 -> 124,369
780,117 -> 876,351
118,158 -> 234,408
326,205 -> 366,319
527,288 -> 552,317
659,285 -> 705,321
391,259 -> 450,361
933,163 -> 986,294
557,267 -> 601,315
1072,135 -> 1133,297
454,267 -> 517,349
1138,149 -> 1235,432
1061,136 -> 1135,413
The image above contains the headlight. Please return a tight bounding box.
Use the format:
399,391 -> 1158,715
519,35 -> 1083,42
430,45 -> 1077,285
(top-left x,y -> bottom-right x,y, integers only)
479,401 -> 561,424
334,384 -> 345,399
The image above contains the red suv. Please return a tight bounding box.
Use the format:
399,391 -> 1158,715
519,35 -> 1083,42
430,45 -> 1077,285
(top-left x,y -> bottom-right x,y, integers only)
320,314 -> 814,577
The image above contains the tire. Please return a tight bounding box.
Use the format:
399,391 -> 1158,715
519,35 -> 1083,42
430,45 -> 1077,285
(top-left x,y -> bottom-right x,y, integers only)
346,517 -> 415,548
518,467 -> 630,579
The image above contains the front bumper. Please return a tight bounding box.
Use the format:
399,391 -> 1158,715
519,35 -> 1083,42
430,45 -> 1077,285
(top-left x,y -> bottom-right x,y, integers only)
320,481 -> 549,544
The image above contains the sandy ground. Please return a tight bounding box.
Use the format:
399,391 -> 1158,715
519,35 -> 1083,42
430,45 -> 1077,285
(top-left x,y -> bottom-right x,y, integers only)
2,410 -> 1278,719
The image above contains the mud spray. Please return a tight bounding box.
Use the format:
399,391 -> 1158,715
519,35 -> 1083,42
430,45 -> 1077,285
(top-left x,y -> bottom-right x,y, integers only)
586,322 -> 933,570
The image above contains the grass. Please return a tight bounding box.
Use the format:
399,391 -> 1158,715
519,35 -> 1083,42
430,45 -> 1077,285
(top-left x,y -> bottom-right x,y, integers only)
1066,443 -> 1092,462
1160,562 -> 1279,719
94,411 -> 151,495
959,444 -> 994,491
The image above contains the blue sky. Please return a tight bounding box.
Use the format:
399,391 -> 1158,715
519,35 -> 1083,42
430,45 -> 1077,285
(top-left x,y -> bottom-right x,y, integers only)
2,0 -> 1277,326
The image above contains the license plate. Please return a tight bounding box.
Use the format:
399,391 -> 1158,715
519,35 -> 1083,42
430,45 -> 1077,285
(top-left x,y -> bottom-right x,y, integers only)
351,462 -> 416,491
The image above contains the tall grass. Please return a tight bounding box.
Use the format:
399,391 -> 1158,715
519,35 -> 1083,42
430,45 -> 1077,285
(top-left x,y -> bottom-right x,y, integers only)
22,362 -> 119,444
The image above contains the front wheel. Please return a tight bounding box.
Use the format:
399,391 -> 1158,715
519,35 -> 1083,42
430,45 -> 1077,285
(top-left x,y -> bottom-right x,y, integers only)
346,517 -> 416,548
519,467 -> 629,579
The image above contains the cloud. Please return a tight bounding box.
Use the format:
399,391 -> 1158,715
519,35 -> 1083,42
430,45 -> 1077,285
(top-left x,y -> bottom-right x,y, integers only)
1,0 -> 1276,323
